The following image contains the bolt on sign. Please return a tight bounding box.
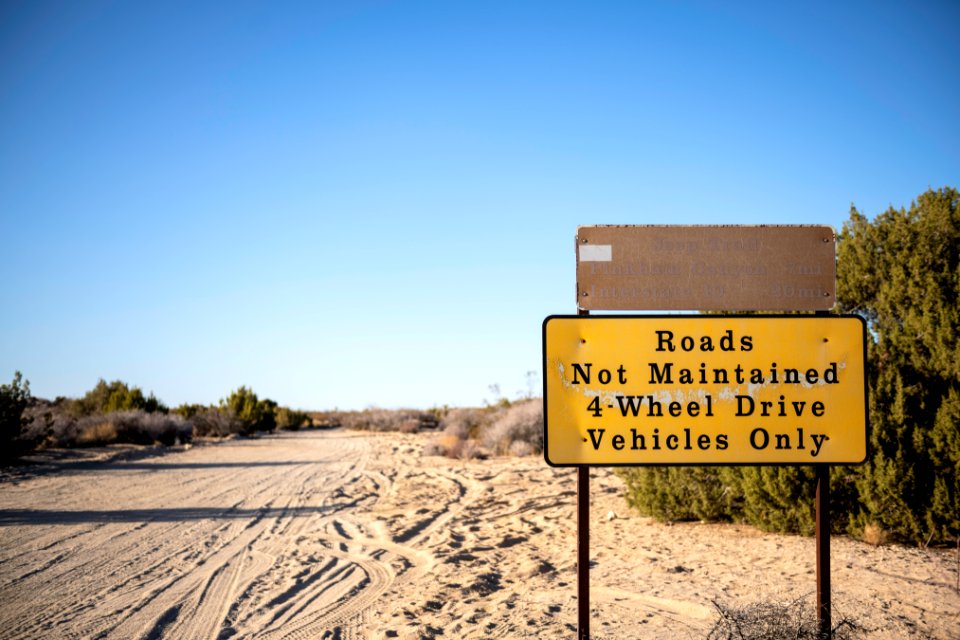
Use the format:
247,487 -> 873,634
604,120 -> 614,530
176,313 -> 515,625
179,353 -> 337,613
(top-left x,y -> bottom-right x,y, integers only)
543,315 -> 868,466
577,225 -> 836,311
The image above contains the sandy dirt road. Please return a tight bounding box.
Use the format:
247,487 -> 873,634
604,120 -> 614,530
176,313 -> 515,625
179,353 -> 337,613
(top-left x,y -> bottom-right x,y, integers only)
1,429 -> 957,639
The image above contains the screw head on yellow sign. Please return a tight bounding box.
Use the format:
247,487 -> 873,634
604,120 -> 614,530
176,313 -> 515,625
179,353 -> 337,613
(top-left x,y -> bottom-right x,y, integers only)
543,315 -> 868,466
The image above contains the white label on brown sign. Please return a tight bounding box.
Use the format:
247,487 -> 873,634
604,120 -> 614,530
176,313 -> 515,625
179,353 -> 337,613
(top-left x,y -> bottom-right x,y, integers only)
579,244 -> 612,262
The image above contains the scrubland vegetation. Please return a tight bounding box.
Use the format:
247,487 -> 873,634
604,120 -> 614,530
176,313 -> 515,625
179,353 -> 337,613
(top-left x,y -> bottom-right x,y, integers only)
707,598 -> 864,640
3,187 -> 956,550
0,373 -> 542,465
0,378 -> 311,458
315,400 -> 544,461
422,400 -> 544,459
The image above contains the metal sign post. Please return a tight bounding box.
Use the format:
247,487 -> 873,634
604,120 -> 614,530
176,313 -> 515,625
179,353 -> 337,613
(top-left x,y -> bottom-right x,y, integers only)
816,463 -> 832,638
577,465 -> 589,640
577,308 -> 590,640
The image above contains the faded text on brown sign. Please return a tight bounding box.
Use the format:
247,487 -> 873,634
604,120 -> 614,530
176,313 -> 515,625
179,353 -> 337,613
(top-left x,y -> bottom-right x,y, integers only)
576,225 -> 836,311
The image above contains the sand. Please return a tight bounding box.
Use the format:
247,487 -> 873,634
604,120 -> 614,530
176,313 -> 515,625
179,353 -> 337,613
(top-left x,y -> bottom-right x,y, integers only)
0,429 -> 957,639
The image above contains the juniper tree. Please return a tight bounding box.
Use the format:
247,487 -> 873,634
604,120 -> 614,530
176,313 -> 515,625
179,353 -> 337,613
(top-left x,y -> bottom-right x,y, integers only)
837,187 -> 959,543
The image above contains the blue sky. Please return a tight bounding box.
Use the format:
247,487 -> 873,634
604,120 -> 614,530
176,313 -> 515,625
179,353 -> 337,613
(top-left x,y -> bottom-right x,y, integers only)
2,0 -> 958,410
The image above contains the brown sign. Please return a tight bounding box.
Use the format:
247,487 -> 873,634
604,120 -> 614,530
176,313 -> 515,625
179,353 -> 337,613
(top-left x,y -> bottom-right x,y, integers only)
577,225 -> 836,311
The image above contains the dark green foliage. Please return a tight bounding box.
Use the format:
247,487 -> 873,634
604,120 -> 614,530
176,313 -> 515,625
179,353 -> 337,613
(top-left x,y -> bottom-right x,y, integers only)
275,406 -> 310,431
172,403 -> 206,419
617,464 -> 861,535
219,387 -> 278,435
728,467 -> 817,535
69,379 -> 168,417
259,398 -> 278,433
618,467 -> 735,523
837,187 -> 960,543
619,187 -> 959,544
1,372 -> 33,462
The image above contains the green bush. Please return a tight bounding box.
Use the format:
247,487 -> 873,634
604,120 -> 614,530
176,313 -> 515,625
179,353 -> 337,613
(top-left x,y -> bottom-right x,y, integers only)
172,403 -> 206,419
1,372 -> 33,462
275,406 -> 310,430
6,380 -> 309,450
74,411 -> 191,447
618,187 -> 960,545
838,187 -> 960,543
219,386 -> 278,434
68,379 -> 167,417
618,466 -> 736,523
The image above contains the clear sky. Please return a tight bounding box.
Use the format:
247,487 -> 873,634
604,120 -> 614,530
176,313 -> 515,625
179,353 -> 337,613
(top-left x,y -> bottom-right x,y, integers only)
2,1 -> 958,410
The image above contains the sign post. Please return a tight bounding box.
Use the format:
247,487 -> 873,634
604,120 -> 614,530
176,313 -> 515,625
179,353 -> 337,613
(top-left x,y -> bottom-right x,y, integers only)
577,464 -> 589,640
545,225 -> 866,639
577,307 -> 590,640
816,462 -> 831,637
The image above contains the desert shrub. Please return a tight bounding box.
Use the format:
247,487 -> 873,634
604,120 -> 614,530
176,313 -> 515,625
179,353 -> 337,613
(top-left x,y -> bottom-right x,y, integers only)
1,372 -> 33,461
440,407 -> 487,440
837,187 -> 960,544
422,406 -> 499,459
308,411 -> 342,429
617,467 -> 737,523
75,420 -> 118,446
507,439 -> 535,457
398,419 -> 420,434
173,403 -> 206,419
707,598 -> 864,640
275,406 -> 310,431
20,399 -> 76,448
259,398 -> 278,432
423,433 -> 485,460
422,437 -> 448,457
481,399 -> 542,456
72,411 -> 191,447
618,465 -> 861,532
68,379 -> 167,417
457,438 -> 484,460
339,408 -> 437,432
189,409 -> 240,438
219,387 -> 278,434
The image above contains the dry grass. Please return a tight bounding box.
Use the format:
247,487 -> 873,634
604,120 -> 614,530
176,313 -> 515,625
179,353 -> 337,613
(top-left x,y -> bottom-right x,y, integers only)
707,598 -> 865,640
862,523 -> 892,546
190,410 -> 239,438
439,408 -> 486,440
423,400 -> 543,460
336,409 -> 438,432
76,421 -> 118,446
481,399 -> 542,456
423,433 -> 485,460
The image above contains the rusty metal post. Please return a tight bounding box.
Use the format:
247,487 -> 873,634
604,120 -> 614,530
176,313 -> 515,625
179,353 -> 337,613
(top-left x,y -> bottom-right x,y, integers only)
577,306 -> 590,640
816,463 -> 831,639
577,466 -> 590,639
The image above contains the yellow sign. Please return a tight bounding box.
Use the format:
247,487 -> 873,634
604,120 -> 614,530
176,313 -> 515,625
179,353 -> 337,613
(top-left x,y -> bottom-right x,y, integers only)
543,315 -> 868,466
